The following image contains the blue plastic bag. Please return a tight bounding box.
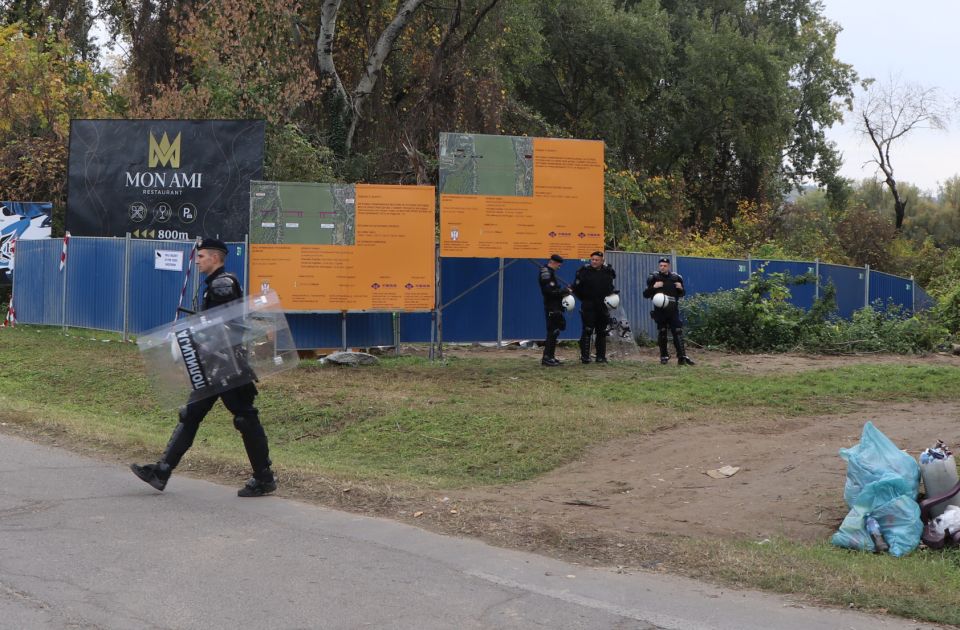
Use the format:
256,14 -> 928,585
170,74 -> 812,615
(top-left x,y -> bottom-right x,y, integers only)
831,474 -> 922,557
839,421 -> 920,507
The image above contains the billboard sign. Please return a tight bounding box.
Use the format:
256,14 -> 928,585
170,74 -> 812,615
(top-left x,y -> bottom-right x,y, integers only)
439,133 -> 604,258
66,119 -> 265,242
249,182 -> 435,312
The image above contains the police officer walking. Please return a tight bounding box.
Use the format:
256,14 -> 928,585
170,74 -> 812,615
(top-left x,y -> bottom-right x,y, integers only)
131,238 -> 278,497
643,256 -> 695,366
572,251 -> 616,364
539,254 -> 571,367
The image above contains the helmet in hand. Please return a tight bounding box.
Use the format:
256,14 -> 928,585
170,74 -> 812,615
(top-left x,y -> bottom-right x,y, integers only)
603,293 -> 620,309
652,292 -> 669,308
561,294 -> 576,311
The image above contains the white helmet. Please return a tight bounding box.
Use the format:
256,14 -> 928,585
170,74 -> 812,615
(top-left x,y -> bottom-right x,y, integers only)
652,292 -> 669,308
604,293 -> 620,309
561,294 -> 576,311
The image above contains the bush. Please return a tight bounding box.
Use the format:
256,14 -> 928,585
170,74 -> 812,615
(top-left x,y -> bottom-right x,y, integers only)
685,270 -> 946,354
684,269 -> 824,351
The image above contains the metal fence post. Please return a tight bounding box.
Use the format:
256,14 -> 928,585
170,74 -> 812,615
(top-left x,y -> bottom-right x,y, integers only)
864,264 -> 870,308
814,258 -> 820,300
341,311 -> 347,351
911,275 -> 916,313
393,312 -> 400,357
60,239 -> 68,331
122,233 -> 131,341
497,257 -> 504,346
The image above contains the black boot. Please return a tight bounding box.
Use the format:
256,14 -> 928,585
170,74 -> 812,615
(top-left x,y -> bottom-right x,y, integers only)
674,330 -> 695,366
595,330 -> 607,363
658,329 -> 670,364
130,462 -> 171,491
238,468 -> 277,497
579,331 -> 592,363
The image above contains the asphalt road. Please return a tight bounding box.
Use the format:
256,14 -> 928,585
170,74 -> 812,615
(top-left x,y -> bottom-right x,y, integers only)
0,432 -> 944,630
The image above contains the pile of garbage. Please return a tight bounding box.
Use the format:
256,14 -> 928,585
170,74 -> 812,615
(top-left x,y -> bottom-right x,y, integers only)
830,422 -> 960,556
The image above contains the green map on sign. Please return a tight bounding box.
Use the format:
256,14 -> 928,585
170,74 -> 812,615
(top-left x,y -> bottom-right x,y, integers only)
438,133 -> 534,196
250,181 -> 356,245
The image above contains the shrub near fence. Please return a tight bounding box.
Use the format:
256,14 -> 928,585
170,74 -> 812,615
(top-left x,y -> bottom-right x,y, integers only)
12,238 -> 929,349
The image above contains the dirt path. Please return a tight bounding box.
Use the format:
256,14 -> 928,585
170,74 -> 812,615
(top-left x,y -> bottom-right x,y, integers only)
457,401 -> 960,545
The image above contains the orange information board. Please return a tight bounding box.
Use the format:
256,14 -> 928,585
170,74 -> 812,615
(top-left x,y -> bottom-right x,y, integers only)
249,183 -> 435,311
439,134 -> 604,258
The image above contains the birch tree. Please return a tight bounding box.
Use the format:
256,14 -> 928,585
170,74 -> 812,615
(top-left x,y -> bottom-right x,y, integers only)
316,0 -> 427,156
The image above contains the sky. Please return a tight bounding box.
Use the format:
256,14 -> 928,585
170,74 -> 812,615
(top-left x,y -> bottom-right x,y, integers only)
819,0 -> 960,194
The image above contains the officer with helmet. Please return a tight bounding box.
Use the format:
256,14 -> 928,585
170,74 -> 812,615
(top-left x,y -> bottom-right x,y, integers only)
539,253 -> 572,367
131,238 -> 278,497
643,256 -> 695,365
572,250 -> 617,364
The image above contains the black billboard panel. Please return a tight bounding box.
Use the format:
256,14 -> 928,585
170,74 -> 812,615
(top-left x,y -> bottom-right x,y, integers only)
66,119 -> 265,242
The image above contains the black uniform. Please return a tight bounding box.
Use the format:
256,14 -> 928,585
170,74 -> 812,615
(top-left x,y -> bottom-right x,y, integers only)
539,264 -> 567,363
132,264 -> 275,494
572,263 -> 616,362
643,269 -> 692,364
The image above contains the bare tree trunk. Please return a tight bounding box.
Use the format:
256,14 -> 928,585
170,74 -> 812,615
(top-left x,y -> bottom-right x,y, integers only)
344,0 -> 428,154
864,113 -> 908,229
315,0 -> 426,157
316,0 -> 347,107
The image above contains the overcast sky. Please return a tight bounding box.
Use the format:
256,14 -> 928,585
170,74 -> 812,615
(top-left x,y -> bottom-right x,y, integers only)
819,0 -> 960,194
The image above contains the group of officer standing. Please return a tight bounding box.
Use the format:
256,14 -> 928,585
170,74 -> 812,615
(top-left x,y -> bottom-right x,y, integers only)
538,251 -> 695,367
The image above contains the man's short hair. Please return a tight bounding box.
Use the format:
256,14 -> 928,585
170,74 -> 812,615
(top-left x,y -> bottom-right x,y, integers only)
590,251 -> 604,258
550,254 -> 564,263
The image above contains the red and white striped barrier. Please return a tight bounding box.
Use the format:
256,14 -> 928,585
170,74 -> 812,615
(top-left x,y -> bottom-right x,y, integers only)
3,294 -> 15,328
59,231 -> 71,271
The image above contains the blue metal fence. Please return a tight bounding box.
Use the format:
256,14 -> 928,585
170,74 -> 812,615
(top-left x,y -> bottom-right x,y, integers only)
12,238 -> 926,348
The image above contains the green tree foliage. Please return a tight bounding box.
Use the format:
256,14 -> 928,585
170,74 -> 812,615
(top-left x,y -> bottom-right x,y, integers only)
0,23 -> 113,233
507,0 -> 857,231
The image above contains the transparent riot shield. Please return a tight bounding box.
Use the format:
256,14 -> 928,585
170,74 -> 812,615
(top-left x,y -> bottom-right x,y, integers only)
605,307 -> 641,360
137,290 -> 299,408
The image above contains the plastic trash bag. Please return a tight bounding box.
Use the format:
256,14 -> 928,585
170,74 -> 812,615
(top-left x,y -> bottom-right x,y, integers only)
831,474 -> 922,557
839,421 -> 920,507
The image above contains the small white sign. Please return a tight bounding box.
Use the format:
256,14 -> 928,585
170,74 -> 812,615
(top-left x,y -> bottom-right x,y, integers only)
155,249 -> 183,271
285,222 -> 299,228
320,223 -> 335,229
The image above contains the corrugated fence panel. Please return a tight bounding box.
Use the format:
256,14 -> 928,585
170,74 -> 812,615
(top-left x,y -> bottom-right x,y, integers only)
820,263 -> 866,319
398,311 -> 434,343
605,251 -> 669,341
11,239 -> 63,326
64,237 -> 124,331
751,259 -> 818,310
437,257 -> 499,342
287,313 -> 394,349
677,256 -> 749,297
126,239 -> 199,333
502,258 -> 581,341
870,270 -> 914,313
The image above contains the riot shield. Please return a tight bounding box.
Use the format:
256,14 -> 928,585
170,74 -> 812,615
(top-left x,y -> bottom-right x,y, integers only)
605,308 -> 641,360
138,290 -> 299,408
